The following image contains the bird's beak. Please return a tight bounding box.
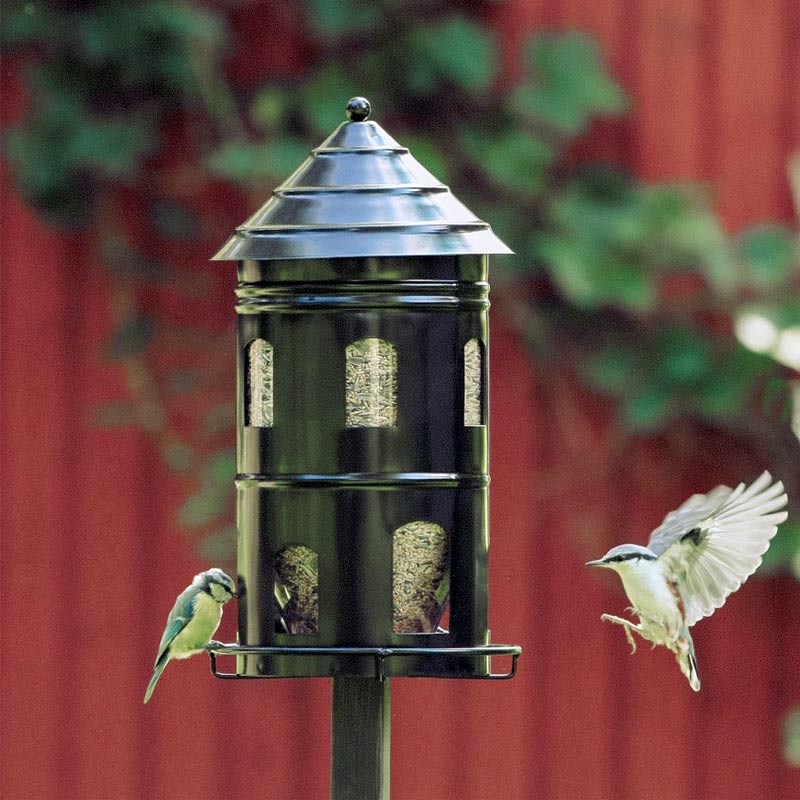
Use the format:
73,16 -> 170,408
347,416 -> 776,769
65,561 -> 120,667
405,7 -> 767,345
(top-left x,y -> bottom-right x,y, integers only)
585,559 -> 608,568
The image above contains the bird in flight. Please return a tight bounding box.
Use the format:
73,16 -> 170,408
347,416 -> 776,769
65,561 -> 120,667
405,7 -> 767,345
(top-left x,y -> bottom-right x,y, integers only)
587,472 -> 788,690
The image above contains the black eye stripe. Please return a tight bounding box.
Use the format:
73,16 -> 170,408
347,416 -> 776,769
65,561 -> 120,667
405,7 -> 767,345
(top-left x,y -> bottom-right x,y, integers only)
607,553 -> 656,563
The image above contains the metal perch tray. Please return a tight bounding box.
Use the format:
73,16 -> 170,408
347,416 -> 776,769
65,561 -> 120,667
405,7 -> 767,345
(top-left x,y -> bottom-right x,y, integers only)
207,643 -> 522,681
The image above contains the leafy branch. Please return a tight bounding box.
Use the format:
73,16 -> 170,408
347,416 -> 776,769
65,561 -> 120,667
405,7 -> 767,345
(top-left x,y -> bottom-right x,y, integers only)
3,0 -> 798,571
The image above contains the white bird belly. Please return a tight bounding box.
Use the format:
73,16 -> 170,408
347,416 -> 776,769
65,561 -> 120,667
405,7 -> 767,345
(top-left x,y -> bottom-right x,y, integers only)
171,593 -> 222,659
619,565 -> 682,633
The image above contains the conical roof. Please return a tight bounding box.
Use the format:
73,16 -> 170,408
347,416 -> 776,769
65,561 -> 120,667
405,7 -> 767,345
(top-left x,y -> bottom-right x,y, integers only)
212,97 -> 512,261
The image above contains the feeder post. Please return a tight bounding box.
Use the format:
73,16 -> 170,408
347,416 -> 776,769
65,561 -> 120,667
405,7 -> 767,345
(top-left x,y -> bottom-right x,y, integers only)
331,677 -> 391,800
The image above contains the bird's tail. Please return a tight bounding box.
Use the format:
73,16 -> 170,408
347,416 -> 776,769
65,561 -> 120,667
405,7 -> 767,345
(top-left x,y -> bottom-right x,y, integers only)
143,657 -> 168,704
676,629 -> 701,692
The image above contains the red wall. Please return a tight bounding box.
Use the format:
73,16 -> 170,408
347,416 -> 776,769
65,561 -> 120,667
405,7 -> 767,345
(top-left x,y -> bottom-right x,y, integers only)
2,2 -> 799,798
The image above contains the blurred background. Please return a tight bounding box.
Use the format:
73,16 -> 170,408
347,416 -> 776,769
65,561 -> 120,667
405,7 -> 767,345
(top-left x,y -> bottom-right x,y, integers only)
2,1 -> 799,798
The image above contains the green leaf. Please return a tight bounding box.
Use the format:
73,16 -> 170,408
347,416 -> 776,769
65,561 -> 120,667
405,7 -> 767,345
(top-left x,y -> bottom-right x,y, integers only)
542,170 -> 739,312
783,705 -> 800,767
0,2 -> 60,47
68,117 -> 153,177
552,168 -> 644,251
138,1 -> 222,47
199,525 -> 238,562
162,441 -> 194,472
179,492 -> 224,528
206,138 -> 311,184
3,88 -> 153,217
622,387 -> 672,430
761,518 -> 800,572
410,17 -> 497,93
178,451 -> 235,529
693,373 -> 747,421
638,186 -> 736,288
761,376 -> 794,425
600,258 -> 656,312
584,344 -> 637,395
149,199 -> 200,241
695,345 -> 774,420
106,314 -> 156,360
203,402 -> 236,434
533,234 -> 601,306
306,0 -> 381,36
461,126 -> 555,195
299,64 -> 361,133
100,238 -> 168,283
4,124 -> 89,225
513,32 -> 626,134
654,326 -> 711,384
250,86 -> 292,133
739,224 -> 797,287
209,450 -> 237,484
75,2 -> 224,91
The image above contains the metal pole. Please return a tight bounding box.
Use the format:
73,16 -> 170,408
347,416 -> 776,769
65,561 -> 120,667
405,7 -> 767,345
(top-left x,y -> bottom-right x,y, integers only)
331,677 -> 391,800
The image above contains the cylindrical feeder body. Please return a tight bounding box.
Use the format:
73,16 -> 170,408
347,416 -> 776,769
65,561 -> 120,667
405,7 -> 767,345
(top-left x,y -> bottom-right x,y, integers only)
213,100 -> 512,679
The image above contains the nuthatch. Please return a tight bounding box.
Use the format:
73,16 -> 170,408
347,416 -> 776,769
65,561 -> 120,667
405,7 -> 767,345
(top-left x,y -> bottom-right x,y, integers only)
144,568 -> 237,703
587,472 -> 787,690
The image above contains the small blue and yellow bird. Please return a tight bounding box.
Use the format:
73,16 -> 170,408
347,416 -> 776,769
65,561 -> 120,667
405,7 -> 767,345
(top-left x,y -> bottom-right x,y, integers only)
144,568 -> 237,703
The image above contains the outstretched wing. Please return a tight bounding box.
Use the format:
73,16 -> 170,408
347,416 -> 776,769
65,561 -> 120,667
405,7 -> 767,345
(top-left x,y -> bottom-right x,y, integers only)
649,471 -> 787,626
154,586 -> 197,667
647,485 -> 735,554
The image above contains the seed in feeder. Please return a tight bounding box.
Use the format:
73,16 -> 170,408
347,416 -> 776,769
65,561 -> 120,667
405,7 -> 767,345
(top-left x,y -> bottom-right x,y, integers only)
345,338 -> 397,427
274,545 -> 318,634
464,338 -> 482,426
248,339 -> 274,427
393,521 -> 449,633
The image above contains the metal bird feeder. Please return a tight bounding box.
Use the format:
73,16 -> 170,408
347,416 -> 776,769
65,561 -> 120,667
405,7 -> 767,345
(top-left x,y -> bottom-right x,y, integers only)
210,97 -> 521,799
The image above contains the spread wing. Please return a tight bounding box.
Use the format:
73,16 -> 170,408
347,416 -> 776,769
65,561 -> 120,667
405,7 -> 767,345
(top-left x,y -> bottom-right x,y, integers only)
154,586 -> 197,667
649,471 -> 788,626
647,485 -> 735,552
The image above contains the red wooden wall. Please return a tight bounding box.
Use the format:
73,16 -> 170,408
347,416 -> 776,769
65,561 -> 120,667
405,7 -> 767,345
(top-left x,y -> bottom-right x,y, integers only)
2,2 -> 799,798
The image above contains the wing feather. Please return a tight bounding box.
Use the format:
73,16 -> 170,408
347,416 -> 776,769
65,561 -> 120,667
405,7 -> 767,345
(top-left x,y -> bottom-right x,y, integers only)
154,587 -> 197,667
647,485 -> 734,555
653,472 -> 787,626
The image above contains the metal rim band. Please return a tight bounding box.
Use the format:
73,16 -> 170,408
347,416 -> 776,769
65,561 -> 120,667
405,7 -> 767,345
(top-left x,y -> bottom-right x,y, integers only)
235,472 -> 489,489
235,281 -> 489,311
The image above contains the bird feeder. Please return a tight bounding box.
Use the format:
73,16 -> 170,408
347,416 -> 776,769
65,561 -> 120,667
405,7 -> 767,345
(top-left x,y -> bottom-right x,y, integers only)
210,97 -> 520,798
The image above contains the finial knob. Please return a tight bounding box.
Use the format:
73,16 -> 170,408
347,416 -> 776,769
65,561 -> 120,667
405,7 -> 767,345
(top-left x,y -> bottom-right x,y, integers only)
346,97 -> 371,122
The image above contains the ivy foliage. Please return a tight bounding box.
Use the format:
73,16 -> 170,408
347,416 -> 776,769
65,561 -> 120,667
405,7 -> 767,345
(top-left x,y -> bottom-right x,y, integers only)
3,0 -> 798,568
3,1 -> 224,223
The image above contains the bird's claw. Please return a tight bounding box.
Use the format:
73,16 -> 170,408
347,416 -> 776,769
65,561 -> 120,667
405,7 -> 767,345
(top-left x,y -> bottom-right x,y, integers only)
600,613 -> 639,654
205,640 -> 223,651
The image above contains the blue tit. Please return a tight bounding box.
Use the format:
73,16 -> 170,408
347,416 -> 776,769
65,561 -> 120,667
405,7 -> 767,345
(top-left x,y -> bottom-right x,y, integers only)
144,568 -> 237,703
